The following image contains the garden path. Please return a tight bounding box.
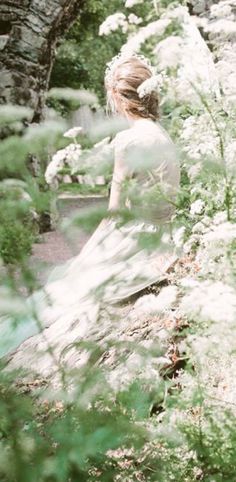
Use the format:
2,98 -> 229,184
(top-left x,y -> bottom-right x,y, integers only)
31,195 -> 108,283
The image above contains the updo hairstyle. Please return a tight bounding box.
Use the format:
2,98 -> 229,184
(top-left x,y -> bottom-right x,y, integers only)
105,56 -> 160,121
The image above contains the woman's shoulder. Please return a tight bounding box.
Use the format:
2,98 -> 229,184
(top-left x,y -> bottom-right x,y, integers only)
114,118 -> 175,154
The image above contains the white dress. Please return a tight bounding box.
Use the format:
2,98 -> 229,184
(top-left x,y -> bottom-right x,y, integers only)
1,118 -> 180,376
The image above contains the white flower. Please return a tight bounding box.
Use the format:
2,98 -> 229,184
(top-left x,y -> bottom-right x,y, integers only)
190,199 -> 205,216
128,13 -> 142,25
181,114 -> 219,161
64,143 -> 82,171
161,232 -> 171,244
45,149 -> 65,185
99,13 -> 128,36
180,277 -> 200,289
200,215 -> 211,227
191,221 -> 206,234
161,8 -> 220,104
63,126 -> 83,139
212,211 -> 227,225
164,5 -> 189,22
45,143 -> 82,185
192,16 -> 209,30
188,162 -> 202,181
206,19 -> 236,37
134,286 -> 178,315
154,36 -> 183,70
183,234 -> 200,254
93,137 -> 111,150
137,74 -> 163,99
180,280 -> 236,325
203,222 -> 236,244
62,174 -> 72,184
225,140 -> 236,174
210,1 -> 233,20
121,19 -> 170,55
125,0 -> 143,8
173,226 -> 186,248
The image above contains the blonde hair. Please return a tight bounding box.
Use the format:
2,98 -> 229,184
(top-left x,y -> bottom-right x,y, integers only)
105,56 -> 160,121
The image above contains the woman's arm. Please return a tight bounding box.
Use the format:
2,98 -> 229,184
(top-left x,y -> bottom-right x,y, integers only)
108,156 -> 128,211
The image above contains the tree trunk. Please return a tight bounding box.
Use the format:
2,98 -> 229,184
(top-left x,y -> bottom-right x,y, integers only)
0,0 -> 84,122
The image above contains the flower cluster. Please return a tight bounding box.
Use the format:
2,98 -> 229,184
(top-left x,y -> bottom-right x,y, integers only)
210,1 -> 233,19
99,13 -> 128,36
128,13 -> 142,25
190,199 -> 205,217
137,74 -> 162,99
45,143 -> 82,186
180,114 -> 220,161
63,126 -> 83,139
180,279 -> 236,325
121,19 -> 171,55
154,36 -> 183,70
134,285 -> 178,315
124,0 -> 143,8
45,130 -> 114,188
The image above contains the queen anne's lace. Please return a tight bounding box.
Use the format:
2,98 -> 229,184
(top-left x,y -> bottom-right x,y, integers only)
137,73 -> 165,98
125,0 -> 143,8
99,13 -> 128,36
63,127 -> 83,139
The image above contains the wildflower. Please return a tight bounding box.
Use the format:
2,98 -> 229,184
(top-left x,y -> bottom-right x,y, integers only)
63,127 -> 83,139
45,149 -> 65,185
99,13 -> 128,36
125,0 -> 143,7
173,226 -> 186,248
190,199 -> 205,216
188,162 -> 202,181
210,1 -> 233,20
212,211 -> 227,225
121,19 -> 170,54
45,143 -> 82,185
128,13 -> 142,25
180,277 -> 200,289
183,234 -> 200,254
206,19 -> 236,37
225,140 -> 236,174
137,75 -> 162,99
191,222 -> 206,234
180,280 -> 236,325
203,222 -> 236,244
161,232 -> 171,244
154,36 -> 183,70
93,137 -> 111,150
134,286 -> 178,315
181,114 -> 219,161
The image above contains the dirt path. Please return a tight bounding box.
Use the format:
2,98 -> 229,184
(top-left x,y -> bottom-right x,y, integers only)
31,195 -> 108,283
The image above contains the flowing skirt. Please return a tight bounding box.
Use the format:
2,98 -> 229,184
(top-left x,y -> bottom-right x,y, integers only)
1,218 -> 177,377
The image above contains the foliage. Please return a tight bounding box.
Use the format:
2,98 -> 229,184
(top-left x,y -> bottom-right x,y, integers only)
0,107 -> 66,264
50,0 -> 126,105
0,199 -> 35,265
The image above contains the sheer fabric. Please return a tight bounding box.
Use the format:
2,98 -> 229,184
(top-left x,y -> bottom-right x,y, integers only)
1,119 -> 180,375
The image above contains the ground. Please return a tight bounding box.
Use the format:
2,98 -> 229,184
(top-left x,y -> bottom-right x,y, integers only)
31,194 -> 107,282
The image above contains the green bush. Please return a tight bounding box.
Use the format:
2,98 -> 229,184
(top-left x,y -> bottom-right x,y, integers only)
50,0 -> 125,104
0,210 -> 35,265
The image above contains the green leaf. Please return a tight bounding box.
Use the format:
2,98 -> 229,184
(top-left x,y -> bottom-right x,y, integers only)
0,105 -> 33,125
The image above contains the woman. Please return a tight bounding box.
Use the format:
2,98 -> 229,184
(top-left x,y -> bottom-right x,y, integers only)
2,55 -> 180,375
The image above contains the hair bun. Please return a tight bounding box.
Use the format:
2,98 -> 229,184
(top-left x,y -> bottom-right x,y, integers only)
105,55 -> 160,121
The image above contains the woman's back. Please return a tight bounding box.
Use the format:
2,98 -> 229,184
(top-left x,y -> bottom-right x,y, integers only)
113,118 -> 180,224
